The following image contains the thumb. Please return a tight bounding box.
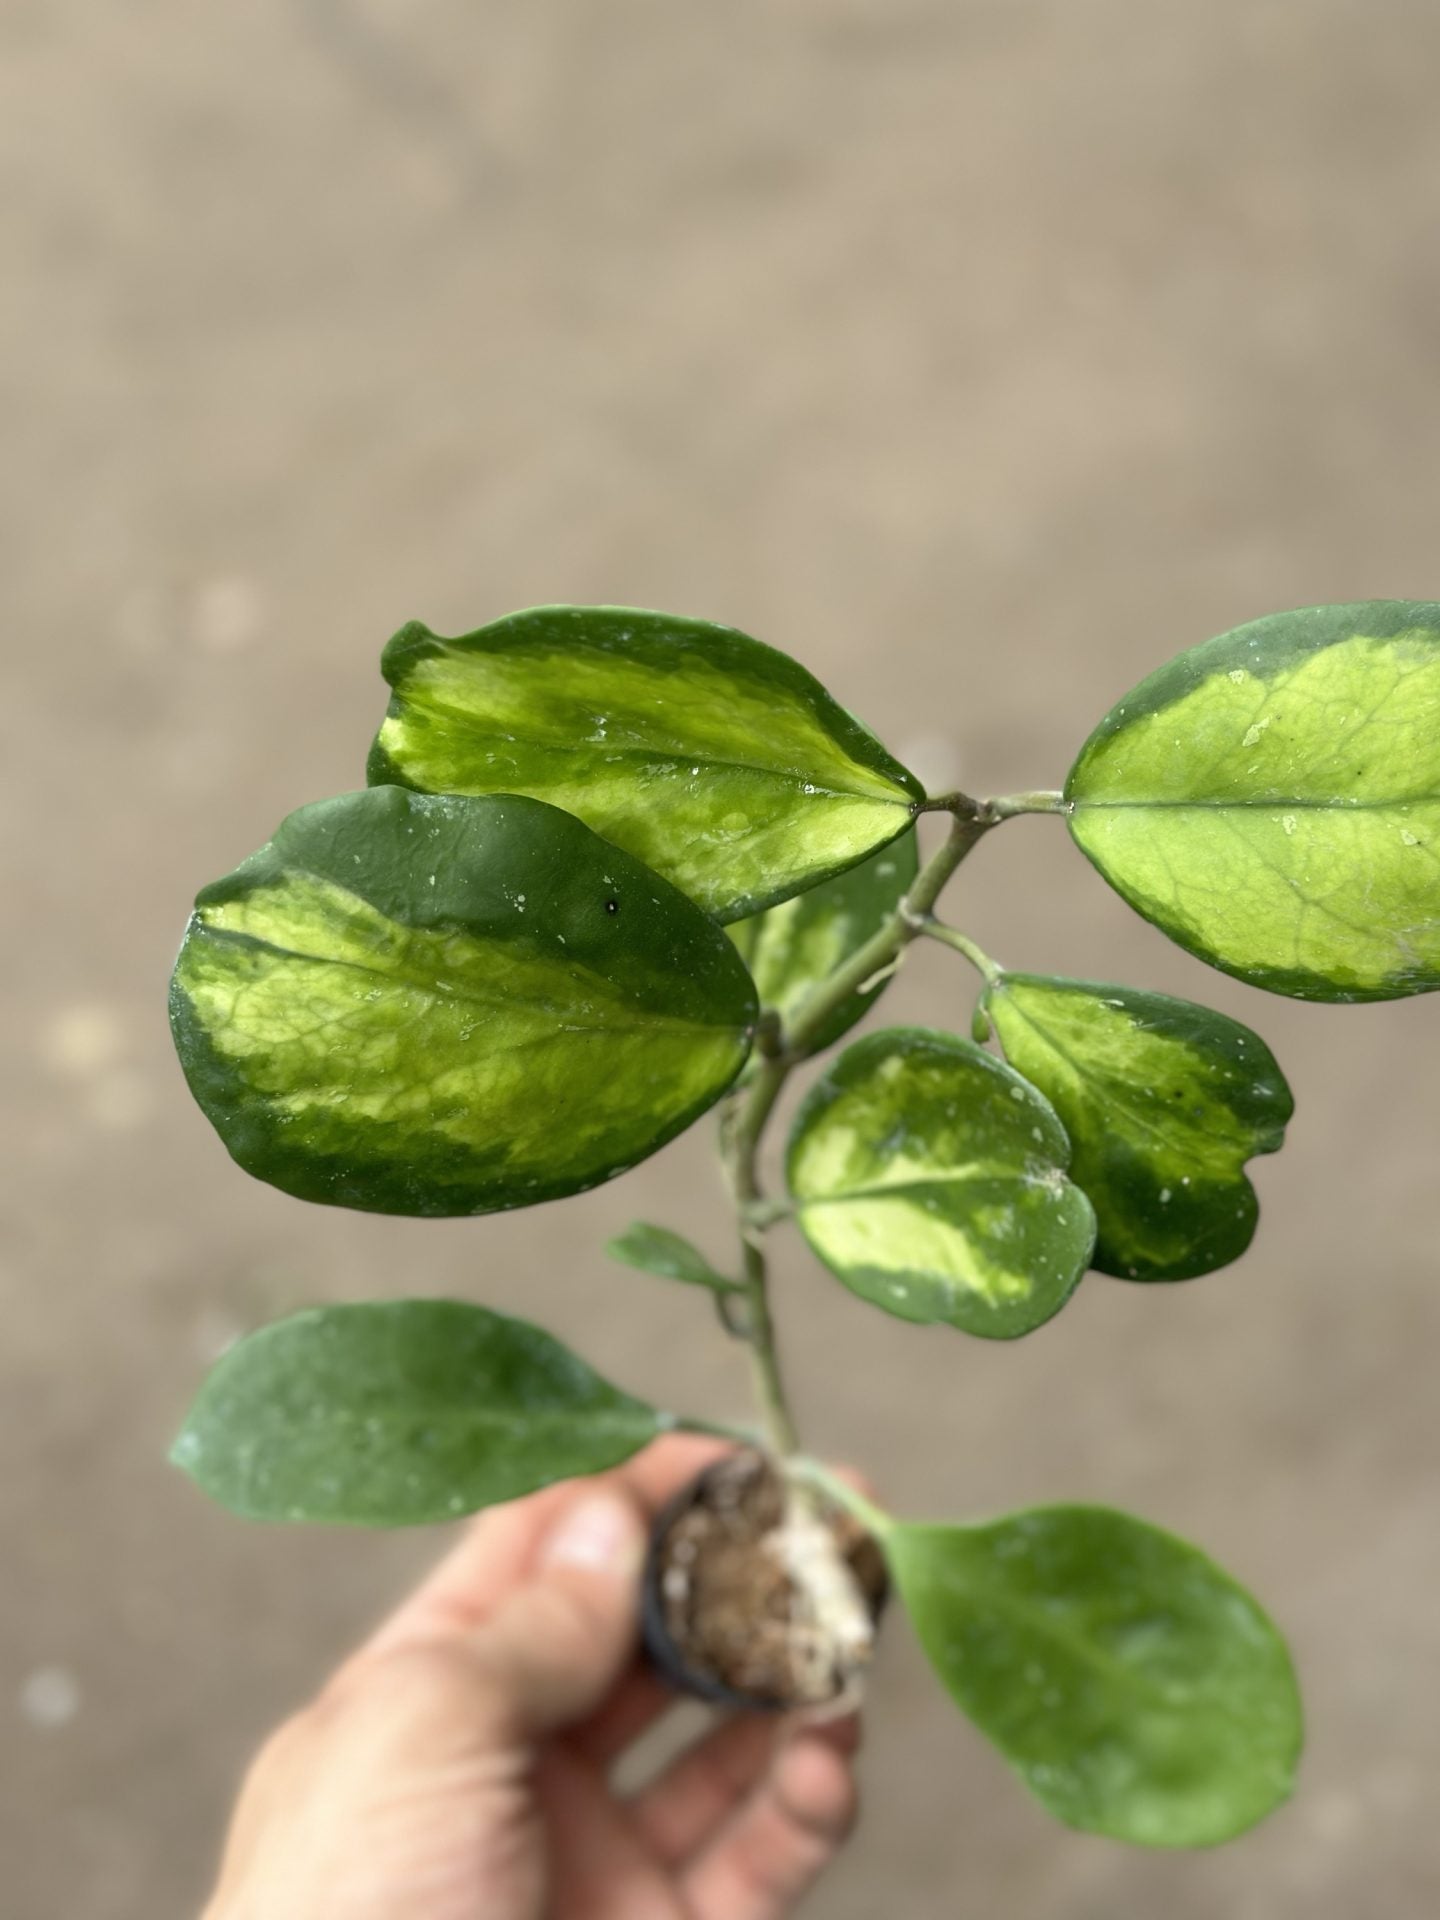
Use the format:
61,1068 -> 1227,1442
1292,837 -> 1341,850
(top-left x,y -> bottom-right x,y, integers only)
470,1484 -> 648,1741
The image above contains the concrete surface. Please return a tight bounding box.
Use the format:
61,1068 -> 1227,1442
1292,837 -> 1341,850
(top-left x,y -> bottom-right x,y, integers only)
6,1 -> 1440,1913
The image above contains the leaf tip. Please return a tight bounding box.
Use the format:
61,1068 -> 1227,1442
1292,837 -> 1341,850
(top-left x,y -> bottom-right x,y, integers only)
168,1423 -> 203,1478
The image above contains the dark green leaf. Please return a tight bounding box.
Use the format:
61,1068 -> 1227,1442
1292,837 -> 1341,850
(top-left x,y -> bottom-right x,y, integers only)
170,787 -> 756,1216
888,1508 -> 1302,1847
605,1222 -> 740,1294
369,605 -> 923,922
1067,601 -> 1440,1000
785,1028 -> 1096,1338
171,1300 -> 666,1525
981,974 -> 1292,1281
728,830 -> 918,1056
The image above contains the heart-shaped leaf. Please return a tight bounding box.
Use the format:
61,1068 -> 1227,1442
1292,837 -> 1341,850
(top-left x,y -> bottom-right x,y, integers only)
980,974 -> 1292,1281
786,1028 -> 1096,1338
171,1301 -> 666,1525
170,786 -> 757,1216
369,606 -> 923,922
605,1222 -> 741,1295
728,830 -> 918,1056
887,1507 -> 1302,1847
1067,601 -> 1440,1000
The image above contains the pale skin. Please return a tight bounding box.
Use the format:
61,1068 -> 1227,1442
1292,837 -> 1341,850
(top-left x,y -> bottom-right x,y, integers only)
202,1437 -> 861,1920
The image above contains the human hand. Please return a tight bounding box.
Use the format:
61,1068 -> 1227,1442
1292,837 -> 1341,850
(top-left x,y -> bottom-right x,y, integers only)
202,1437 -> 861,1920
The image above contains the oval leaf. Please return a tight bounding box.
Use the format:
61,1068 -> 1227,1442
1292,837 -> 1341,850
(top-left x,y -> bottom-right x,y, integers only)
728,829 -> 919,1056
170,786 -> 757,1215
786,1028 -> 1096,1338
605,1221 -> 741,1295
369,605 -> 923,922
887,1508 -> 1302,1847
981,974 -> 1293,1281
171,1300 -> 666,1525
1067,601 -> 1440,1000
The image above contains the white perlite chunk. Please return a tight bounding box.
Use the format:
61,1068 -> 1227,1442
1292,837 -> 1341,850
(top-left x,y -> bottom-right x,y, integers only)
763,1496 -> 876,1706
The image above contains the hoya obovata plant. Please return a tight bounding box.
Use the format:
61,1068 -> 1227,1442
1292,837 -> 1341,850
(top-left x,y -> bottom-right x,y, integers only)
169,600 -> 1440,1850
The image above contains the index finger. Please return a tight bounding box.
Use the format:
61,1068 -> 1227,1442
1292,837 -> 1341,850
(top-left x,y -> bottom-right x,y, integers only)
342,1432 -> 732,1673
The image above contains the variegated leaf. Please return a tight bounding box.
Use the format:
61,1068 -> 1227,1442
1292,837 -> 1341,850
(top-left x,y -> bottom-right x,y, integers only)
980,974 -> 1292,1281
369,605 -> 923,922
170,787 -> 756,1215
786,1028 -> 1096,1338
1068,601 -> 1440,1000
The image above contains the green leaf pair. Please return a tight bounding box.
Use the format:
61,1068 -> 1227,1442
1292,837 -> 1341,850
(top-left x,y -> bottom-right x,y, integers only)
175,1298 -> 1301,1850
780,974 -> 1293,1337
171,609 -> 925,1218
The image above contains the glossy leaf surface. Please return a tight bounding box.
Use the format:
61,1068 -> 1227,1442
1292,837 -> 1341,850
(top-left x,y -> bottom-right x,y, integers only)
728,830 -> 918,1055
170,787 -> 756,1216
1067,601 -> 1440,1000
888,1508 -> 1301,1847
786,1028 -> 1096,1338
981,974 -> 1292,1281
172,1301 -> 665,1525
369,605 -> 923,922
605,1222 -> 740,1294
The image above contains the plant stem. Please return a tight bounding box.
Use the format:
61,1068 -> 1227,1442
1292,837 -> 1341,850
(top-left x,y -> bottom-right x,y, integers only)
921,920 -> 1003,984
783,808 -> 996,1059
919,788 -> 1066,818
672,1412 -> 761,1445
721,1057 -> 798,1454
988,789 -> 1069,819
786,1456 -> 896,1539
717,802 -> 1004,1457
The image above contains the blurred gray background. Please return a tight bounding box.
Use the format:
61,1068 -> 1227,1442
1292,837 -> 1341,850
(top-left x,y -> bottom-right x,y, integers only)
6,1 -> 1440,1913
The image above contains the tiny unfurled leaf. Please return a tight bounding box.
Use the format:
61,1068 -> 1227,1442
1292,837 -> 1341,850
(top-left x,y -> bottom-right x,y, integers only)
981,973 -> 1293,1281
605,1222 -> 740,1295
888,1508 -> 1302,1847
171,1301 -> 666,1525
728,830 -> 918,1056
169,787 -> 756,1216
369,606 -> 923,922
1067,601 -> 1440,1001
785,1028 -> 1096,1338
